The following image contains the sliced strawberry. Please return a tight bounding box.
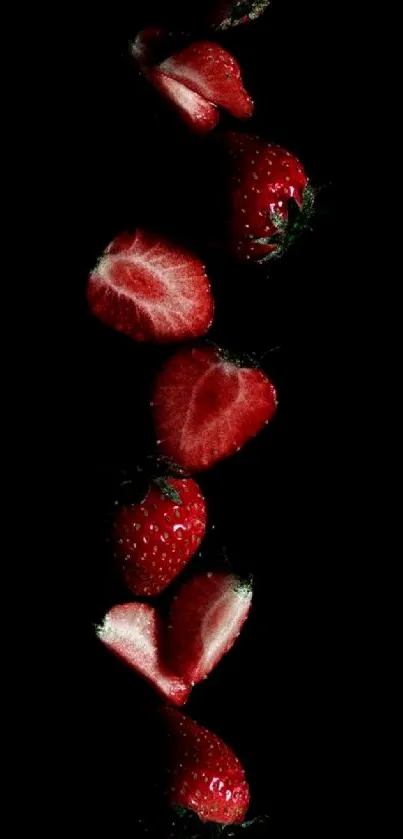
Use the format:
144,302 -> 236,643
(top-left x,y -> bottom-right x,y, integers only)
146,68 -> 220,135
137,36 -> 253,134
163,707 -> 251,824
112,477 -> 207,597
97,603 -> 191,706
165,572 -> 252,685
87,229 -> 214,343
152,345 -> 277,472
157,42 -> 253,120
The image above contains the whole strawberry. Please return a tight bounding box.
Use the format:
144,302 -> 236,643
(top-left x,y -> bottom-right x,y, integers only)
225,131 -> 314,263
152,345 -> 277,472
163,707 -> 250,824
112,477 -> 207,596
133,32 -> 253,134
166,571 -> 252,685
87,229 -> 214,343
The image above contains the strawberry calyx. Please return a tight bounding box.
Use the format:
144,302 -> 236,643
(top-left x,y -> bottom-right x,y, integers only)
106,455 -> 189,506
213,1 -> 271,30
234,573 -> 254,595
169,806 -> 269,835
254,183 -> 316,264
152,476 -> 182,504
207,342 -> 260,370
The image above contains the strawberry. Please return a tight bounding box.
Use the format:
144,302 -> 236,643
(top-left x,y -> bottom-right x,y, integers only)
96,603 -> 191,706
163,707 -> 250,824
224,131 -> 315,263
166,572 -> 252,685
210,0 -> 271,30
87,229 -> 214,343
112,477 -> 207,596
134,34 -> 253,134
152,345 -> 277,472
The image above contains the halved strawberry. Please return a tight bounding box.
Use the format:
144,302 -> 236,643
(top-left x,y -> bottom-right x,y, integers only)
135,36 -> 253,134
96,603 -> 191,706
162,707 -> 251,824
152,345 -> 277,472
157,42 -> 253,120
87,229 -> 214,343
165,571 -> 252,685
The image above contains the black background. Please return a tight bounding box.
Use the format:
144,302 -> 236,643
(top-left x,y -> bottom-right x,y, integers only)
40,1 -> 342,836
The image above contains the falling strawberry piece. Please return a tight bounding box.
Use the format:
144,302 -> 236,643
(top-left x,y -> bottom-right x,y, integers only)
157,43 -> 253,120
87,229 -> 214,343
163,707 -> 250,824
112,478 -> 207,597
97,603 -> 191,706
210,0 -> 271,30
224,131 -> 313,263
146,68 -> 220,135
166,572 -> 252,685
152,345 -> 277,472
135,34 -> 253,134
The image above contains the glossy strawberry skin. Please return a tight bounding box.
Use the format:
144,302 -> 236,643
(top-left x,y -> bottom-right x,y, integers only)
225,131 -> 308,262
163,707 -> 250,824
96,603 -> 191,706
134,33 -> 253,134
165,572 -> 252,685
87,229 -> 214,343
157,42 -> 253,120
152,346 -> 277,472
113,478 -> 207,597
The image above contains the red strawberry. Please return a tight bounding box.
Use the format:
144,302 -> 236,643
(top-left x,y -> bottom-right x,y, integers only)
96,603 -> 191,706
163,707 -> 250,824
137,37 -> 253,134
210,0 -> 271,30
225,131 -> 314,263
112,478 -> 207,596
166,572 -> 252,685
87,229 -> 214,343
152,345 -> 277,472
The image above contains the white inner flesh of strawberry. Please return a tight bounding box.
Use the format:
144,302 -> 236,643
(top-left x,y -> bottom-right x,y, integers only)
153,72 -> 218,124
98,605 -> 188,701
196,583 -> 252,681
177,362 -> 245,455
159,58 -> 217,105
96,243 -> 204,332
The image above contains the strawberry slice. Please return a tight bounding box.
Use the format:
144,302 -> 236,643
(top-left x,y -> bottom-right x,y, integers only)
136,36 -> 253,134
87,229 -> 214,343
96,603 -> 191,706
152,345 -> 277,472
157,42 -> 253,120
165,572 -> 253,685
146,68 -> 220,135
